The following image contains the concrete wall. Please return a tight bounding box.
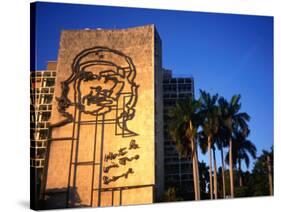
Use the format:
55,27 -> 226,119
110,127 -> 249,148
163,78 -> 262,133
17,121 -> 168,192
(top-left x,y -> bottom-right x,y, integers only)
154,29 -> 164,201
44,25 -> 162,208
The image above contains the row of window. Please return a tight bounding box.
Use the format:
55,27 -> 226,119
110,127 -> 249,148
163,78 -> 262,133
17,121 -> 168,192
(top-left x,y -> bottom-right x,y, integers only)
30,111 -> 51,122
163,83 -> 192,92
30,122 -> 50,129
165,181 -> 194,191
31,77 -> 56,87
163,93 -> 192,99
31,128 -> 49,140
163,78 -> 192,84
165,164 -> 193,175
31,71 -> 56,77
163,95 -> 194,107
30,158 -> 45,168
30,94 -> 53,105
164,173 -> 193,183
31,104 -> 52,111
165,157 -> 192,164
30,140 -> 47,148
31,87 -> 55,94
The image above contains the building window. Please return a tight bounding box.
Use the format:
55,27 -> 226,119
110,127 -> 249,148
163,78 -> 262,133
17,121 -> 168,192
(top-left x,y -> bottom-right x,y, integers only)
42,94 -> 53,104
41,88 -> 49,93
178,84 -> 191,92
39,129 -> 49,140
45,78 -> 55,87
35,72 -> 42,77
170,79 -> 177,83
163,84 -> 176,92
41,112 -> 51,121
43,72 -> 51,77
177,78 -> 184,83
39,105 -> 47,111
185,79 -> 192,83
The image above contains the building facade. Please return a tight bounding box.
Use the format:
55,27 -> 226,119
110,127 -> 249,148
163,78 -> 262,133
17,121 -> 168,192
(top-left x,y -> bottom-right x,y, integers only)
162,68 -> 195,196
42,25 -> 164,208
30,62 -> 57,208
31,25 -> 195,209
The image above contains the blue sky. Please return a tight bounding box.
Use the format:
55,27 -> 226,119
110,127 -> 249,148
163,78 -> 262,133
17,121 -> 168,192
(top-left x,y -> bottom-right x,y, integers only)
34,2 -> 273,171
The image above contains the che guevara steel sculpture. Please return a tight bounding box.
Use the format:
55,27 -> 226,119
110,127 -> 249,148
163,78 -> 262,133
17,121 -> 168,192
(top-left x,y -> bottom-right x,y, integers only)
55,46 -> 139,136
53,46 -> 140,207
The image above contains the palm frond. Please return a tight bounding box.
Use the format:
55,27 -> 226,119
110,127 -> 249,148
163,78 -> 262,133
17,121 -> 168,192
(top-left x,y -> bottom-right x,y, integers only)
167,96 -> 201,159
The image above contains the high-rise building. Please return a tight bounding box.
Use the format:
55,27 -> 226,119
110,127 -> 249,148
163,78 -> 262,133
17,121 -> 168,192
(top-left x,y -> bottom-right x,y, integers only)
162,68 -> 195,196
41,25 -> 164,208
30,62 -> 57,168
31,25 -> 195,209
30,61 -> 57,208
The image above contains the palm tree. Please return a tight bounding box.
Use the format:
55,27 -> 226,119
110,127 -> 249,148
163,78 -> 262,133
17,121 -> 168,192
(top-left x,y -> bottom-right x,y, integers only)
198,161 -> 210,197
199,90 -> 220,199
251,147 -> 273,195
263,148 -> 274,195
214,120 -> 229,198
169,97 -> 201,200
226,129 -> 256,187
212,146 -> 218,199
218,95 -> 250,198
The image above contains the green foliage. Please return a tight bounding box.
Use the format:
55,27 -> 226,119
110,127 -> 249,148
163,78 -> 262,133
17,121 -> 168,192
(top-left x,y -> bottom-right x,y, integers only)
225,129 -> 257,169
218,95 -> 250,135
234,186 -> 249,197
166,89 -> 272,199
162,187 -> 183,202
168,96 -> 201,158
219,148 -> 273,197
247,147 -> 273,196
199,90 -> 220,139
198,161 -> 210,196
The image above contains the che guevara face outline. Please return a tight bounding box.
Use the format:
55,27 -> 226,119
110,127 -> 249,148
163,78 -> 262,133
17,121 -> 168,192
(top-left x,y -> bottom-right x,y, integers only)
76,64 -> 125,115
55,47 -> 139,137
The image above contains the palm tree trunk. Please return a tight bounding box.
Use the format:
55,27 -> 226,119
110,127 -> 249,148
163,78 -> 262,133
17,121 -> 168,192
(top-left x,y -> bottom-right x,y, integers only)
194,140 -> 201,200
213,149 -> 218,199
208,136 -> 213,199
238,159 -> 243,187
267,155 -> 273,195
189,121 -> 200,200
229,138 -> 235,198
220,147 -> 226,198
191,138 -> 199,200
